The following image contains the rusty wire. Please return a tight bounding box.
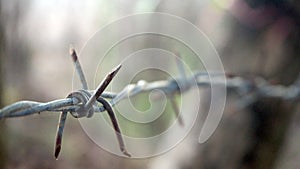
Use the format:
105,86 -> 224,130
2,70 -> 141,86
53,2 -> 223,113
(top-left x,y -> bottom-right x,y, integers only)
0,48 -> 300,159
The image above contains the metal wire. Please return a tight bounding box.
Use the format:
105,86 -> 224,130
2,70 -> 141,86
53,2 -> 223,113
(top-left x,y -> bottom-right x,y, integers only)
0,47 -> 299,159
1,72 -> 299,119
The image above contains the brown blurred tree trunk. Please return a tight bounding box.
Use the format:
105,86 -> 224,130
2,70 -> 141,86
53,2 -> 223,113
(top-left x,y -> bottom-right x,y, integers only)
0,0 -> 7,167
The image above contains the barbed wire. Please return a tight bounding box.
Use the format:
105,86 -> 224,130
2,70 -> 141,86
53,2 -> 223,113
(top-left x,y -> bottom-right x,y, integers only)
2,72 -> 299,118
0,48 -> 299,159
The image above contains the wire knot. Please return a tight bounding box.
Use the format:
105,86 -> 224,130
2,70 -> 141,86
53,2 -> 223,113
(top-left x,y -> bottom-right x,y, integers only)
67,90 -> 94,118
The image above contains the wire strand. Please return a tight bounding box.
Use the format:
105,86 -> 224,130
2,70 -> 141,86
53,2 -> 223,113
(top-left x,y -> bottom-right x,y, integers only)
1,72 -> 299,119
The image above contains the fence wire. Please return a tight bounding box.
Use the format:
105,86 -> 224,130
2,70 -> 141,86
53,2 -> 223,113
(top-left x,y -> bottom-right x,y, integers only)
0,48 -> 299,159
1,72 -> 299,119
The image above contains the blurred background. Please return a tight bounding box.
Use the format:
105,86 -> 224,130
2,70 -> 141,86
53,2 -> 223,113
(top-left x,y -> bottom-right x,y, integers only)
0,0 -> 300,168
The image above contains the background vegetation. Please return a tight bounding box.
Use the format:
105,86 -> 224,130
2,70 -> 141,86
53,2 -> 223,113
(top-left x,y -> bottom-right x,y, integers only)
0,0 -> 299,168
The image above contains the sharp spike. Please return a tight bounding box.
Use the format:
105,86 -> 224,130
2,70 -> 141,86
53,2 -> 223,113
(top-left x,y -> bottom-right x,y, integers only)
84,65 -> 122,112
54,111 -> 68,159
169,95 -> 184,126
69,46 -> 88,90
97,97 -> 131,157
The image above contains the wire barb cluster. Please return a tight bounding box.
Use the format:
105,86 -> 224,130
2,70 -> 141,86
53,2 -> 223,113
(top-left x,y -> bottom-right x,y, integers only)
0,48 -> 300,159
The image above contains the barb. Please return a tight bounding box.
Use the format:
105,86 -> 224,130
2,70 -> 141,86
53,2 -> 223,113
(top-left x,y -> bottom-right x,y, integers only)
169,95 -> 184,126
69,46 -> 88,90
54,111 -> 67,159
83,64 -> 121,115
55,47 -> 90,159
170,51 -> 187,126
0,48 -> 300,159
54,47 -> 126,159
97,97 -> 131,157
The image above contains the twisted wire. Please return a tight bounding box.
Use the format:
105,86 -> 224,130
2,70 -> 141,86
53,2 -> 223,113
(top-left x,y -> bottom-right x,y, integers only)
1,72 -> 299,119
0,47 -> 299,159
